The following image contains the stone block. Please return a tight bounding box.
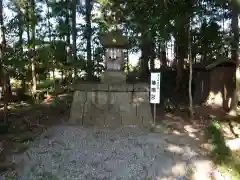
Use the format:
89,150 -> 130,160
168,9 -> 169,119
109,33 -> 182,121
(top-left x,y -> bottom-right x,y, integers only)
68,91 -> 86,124
69,83 -> 152,128
101,71 -> 126,84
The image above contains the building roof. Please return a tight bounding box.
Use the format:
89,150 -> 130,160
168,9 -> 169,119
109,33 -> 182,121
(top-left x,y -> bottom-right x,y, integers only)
206,58 -> 235,70
193,58 -> 236,71
100,30 -> 130,49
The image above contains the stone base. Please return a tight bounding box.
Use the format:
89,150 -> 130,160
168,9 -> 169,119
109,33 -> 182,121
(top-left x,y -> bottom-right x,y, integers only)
101,71 -> 126,84
69,84 -> 152,128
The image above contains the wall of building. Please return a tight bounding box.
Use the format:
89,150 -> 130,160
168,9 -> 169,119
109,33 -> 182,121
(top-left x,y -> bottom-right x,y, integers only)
206,66 -> 235,110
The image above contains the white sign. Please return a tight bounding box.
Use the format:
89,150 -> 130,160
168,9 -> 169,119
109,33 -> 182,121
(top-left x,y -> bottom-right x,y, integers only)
150,72 -> 161,104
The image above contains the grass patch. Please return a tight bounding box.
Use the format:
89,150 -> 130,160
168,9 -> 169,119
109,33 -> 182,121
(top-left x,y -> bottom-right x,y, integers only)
13,133 -> 35,143
208,119 -> 240,180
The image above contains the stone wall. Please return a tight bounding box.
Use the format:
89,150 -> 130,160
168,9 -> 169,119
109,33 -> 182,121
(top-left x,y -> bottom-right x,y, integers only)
69,84 -> 152,128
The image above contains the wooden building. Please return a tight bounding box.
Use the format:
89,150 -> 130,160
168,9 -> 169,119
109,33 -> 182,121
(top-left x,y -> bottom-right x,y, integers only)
193,59 -> 236,110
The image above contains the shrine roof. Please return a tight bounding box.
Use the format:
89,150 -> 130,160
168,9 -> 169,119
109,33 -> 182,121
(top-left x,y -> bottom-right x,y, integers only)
101,30 -> 130,48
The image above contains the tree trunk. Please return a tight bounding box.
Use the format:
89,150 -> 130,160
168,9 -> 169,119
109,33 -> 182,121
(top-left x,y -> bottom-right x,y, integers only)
175,17 -> 189,92
26,3 -> 31,95
140,41 -> 150,80
188,19 -> 194,119
149,31 -> 156,71
158,43 -> 167,67
149,43 -> 155,71
85,0 -> 93,78
46,0 -> 52,74
45,0 -> 56,88
29,0 -> 37,100
65,0 -> 72,80
0,0 -> 9,122
26,3 -> 30,48
72,0 -> 77,77
230,0 -> 239,113
18,7 -> 26,91
139,29 -> 152,80
65,0 -> 71,54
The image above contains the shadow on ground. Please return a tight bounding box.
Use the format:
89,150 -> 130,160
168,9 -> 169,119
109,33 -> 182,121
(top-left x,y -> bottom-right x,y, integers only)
155,104 -> 240,179
2,125 -> 214,179
0,93 -> 73,173
1,98 -> 238,179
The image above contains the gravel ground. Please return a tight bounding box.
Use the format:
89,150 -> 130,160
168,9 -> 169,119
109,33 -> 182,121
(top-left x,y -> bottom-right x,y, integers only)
2,125 -> 213,180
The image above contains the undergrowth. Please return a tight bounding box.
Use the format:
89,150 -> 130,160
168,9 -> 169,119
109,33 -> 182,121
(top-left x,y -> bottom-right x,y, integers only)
208,119 -> 240,180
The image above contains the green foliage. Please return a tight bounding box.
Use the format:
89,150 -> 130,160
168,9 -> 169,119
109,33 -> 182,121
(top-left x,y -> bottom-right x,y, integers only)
0,0 -> 238,98
208,119 -> 231,162
37,79 -> 55,90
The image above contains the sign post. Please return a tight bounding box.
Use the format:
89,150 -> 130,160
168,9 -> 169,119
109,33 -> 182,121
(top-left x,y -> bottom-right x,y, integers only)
150,72 -> 161,126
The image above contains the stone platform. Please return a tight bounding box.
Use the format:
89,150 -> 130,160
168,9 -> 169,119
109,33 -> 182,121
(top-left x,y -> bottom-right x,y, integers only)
69,83 -> 153,128
101,71 -> 126,84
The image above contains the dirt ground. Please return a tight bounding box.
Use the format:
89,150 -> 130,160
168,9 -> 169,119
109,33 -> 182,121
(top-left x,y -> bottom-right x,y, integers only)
156,104 -> 240,139
0,94 -> 239,178
0,93 -> 72,173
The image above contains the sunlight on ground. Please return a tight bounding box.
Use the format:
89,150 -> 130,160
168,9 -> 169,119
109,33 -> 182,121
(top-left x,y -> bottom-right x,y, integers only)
0,102 -> 31,111
207,91 -> 224,106
184,125 -> 199,139
167,144 -> 184,154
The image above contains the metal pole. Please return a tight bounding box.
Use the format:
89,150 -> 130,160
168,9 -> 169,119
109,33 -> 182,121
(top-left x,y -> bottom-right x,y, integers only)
153,103 -> 156,126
